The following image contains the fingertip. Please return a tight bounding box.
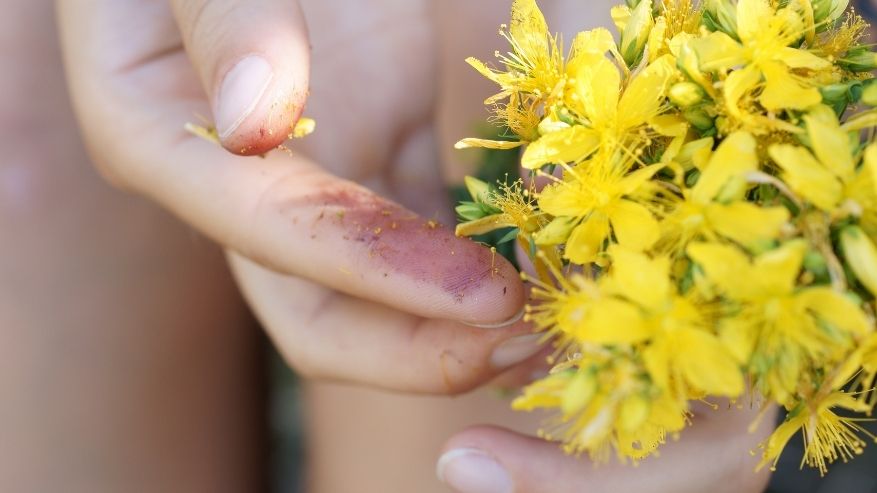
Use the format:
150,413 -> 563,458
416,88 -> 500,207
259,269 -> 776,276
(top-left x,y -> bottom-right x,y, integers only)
438,426 -> 561,493
435,240 -> 526,326
187,1 -> 311,157
216,56 -> 308,156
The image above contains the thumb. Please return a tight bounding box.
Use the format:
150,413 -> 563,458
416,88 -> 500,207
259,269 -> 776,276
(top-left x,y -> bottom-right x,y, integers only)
171,0 -> 309,155
436,406 -> 775,493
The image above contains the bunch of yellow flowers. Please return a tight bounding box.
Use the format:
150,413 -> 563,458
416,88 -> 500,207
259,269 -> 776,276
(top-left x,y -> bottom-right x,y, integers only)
456,0 -> 877,475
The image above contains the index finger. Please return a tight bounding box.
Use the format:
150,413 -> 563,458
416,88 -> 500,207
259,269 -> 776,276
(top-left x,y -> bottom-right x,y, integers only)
55,0 -> 525,325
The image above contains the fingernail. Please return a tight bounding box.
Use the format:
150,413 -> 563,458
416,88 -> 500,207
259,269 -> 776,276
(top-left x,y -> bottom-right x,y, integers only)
490,333 -> 544,369
215,55 -> 274,140
465,305 -> 525,329
436,448 -> 513,493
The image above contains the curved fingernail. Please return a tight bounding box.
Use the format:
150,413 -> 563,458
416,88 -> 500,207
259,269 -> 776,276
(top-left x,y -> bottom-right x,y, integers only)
490,333 -> 544,369
464,305 -> 525,329
215,55 -> 274,140
436,448 -> 513,493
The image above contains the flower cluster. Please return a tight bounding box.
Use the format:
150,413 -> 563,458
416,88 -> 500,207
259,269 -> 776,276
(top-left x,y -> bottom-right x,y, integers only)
456,0 -> 877,474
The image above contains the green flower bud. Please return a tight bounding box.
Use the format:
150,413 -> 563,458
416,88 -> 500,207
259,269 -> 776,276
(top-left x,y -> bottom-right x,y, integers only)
669,82 -> 705,108
862,84 -> 877,106
839,47 -> 877,72
703,0 -> 738,38
812,0 -> 849,26
683,107 -> 715,131
464,176 -> 492,203
613,0 -> 654,67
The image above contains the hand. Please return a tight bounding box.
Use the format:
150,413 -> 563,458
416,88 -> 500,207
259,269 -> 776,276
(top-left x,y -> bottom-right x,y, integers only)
437,403 -> 777,493
55,0 -> 537,394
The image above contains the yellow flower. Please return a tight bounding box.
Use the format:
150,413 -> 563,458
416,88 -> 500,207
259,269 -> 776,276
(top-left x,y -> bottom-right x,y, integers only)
687,240 -> 870,404
453,0 -> 877,474
770,106 -> 877,228
692,0 -> 831,124
467,0 -> 562,101
584,248 -> 744,398
650,0 -> 702,62
759,392 -> 871,475
522,53 -> 679,169
536,151 -> 664,263
513,351 -> 688,463
455,179 -> 543,237
456,0 -> 562,151
660,131 -> 790,254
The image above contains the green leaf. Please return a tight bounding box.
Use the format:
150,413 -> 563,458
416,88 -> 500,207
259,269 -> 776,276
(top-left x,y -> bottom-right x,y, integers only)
496,228 -> 521,245
456,202 -> 487,221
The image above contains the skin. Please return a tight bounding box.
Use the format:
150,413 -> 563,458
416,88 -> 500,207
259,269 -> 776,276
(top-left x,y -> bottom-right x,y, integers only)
5,0 -> 781,491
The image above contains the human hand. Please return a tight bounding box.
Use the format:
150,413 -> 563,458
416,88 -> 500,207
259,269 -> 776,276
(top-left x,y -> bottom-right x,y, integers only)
437,403 -> 777,493
56,0 -> 540,394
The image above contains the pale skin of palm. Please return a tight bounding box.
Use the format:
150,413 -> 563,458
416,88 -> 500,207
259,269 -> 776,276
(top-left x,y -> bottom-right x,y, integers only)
2,0 -> 776,492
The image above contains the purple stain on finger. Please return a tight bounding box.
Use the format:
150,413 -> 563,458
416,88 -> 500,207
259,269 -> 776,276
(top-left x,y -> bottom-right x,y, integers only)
304,186 -> 513,304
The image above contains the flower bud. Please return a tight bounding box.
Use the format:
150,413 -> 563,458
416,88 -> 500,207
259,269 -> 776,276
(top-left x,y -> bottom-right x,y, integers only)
812,0 -> 849,25
703,0 -> 738,38
613,0 -> 654,67
669,82 -> 705,108
841,226 -> 877,297
820,80 -> 864,114
863,84 -> 877,106
839,47 -> 877,73
464,176 -> 492,203
561,370 -> 598,416
683,107 -> 715,131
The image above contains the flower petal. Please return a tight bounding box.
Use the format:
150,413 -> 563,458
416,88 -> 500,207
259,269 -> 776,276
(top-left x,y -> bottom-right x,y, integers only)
760,61 -> 823,112
571,56 -> 621,126
723,65 -> 761,119
797,287 -> 871,336
510,0 -> 549,58
776,46 -> 831,70
604,246 -> 671,312
454,138 -> 525,150
753,240 -> 806,296
691,131 -> 757,204
769,144 -> 843,211
609,199 -> 660,251
736,0 -> 774,43
522,126 -> 600,169
693,31 -> 747,72
582,298 -> 651,344
705,202 -> 789,246
804,105 -> 855,181
676,328 -> 744,396
565,213 -> 611,264
618,55 -> 677,131
687,242 -> 754,300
